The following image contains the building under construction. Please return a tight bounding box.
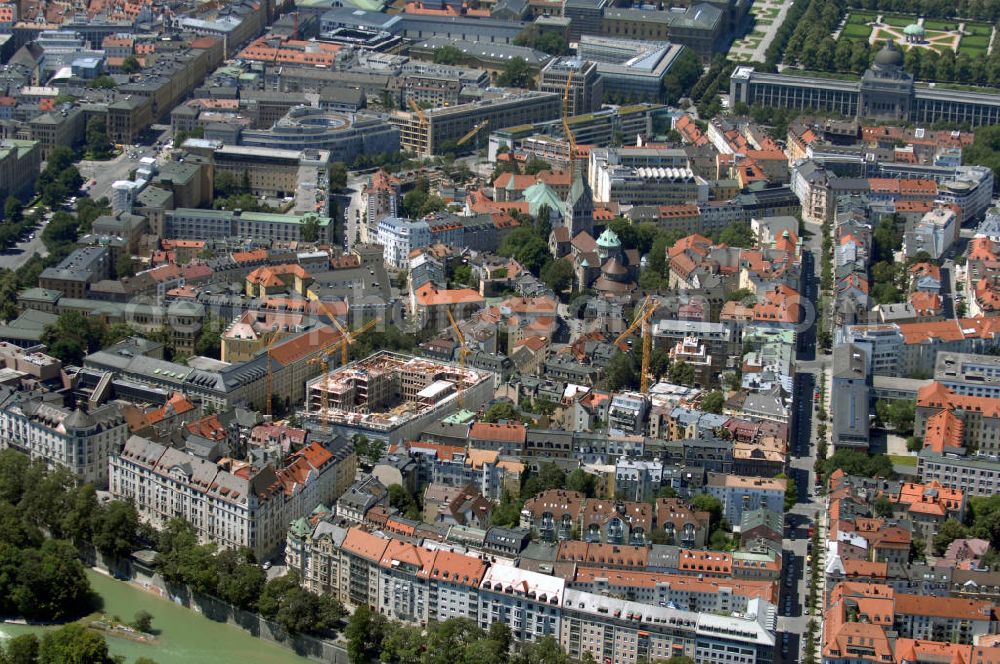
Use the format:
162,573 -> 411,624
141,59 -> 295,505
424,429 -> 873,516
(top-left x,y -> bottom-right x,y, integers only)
304,351 -> 493,444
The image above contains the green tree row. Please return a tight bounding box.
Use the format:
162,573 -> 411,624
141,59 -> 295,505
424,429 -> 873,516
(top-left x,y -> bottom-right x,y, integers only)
0,451 -> 144,622
0,623 -> 160,664
155,518 -> 344,636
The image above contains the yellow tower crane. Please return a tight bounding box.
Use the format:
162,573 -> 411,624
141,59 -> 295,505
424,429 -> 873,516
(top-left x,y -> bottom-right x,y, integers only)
457,119 -> 489,147
612,296 -> 658,393
446,308 -> 469,408
306,318 -> 379,424
407,96 -> 428,126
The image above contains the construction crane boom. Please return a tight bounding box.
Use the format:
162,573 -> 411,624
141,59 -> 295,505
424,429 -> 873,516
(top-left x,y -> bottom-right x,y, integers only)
612,297 -> 657,393
307,318 -> 379,424
457,119 -> 489,147
407,96 -> 428,125
446,308 -> 469,408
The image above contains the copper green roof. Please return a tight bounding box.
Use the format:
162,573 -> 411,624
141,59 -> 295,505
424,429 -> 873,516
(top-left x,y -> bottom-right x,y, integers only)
523,182 -> 563,217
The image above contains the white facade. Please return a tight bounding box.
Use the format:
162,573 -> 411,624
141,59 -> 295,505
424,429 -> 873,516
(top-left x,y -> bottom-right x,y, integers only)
0,400 -> 128,487
478,565 -> 564,642
904,207 -> 957,259
377,216 -> 431,268
109,435 -> 348,560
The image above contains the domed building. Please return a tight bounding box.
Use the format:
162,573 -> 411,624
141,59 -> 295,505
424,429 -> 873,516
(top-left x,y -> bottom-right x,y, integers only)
872,41 -> 904,70
903,23 -> 925,43
729,38 -> 1000,127
859,42 -> 913,120
591,227 -> 639,295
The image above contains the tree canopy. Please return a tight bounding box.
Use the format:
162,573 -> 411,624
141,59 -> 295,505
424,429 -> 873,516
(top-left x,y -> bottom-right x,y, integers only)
496,58 -> 534,88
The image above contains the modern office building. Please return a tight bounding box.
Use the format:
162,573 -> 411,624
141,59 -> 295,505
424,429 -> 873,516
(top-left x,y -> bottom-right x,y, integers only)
389,90 -> 562,156
831,343 -> 871,450
538,58 -> 603,116
165,208 -> 334,243
731,43 -> 1000,127
237,107 -> 400,163
706,473 -> 786,524
934,352 -> 1000,399
599,4 -> 725,58
577,36 -> 691,102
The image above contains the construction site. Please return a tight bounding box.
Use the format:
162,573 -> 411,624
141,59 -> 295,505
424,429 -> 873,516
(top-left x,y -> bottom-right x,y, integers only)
304,351 -> 494,444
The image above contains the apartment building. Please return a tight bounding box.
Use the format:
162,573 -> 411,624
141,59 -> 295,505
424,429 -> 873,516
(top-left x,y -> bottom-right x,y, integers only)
38,246 -> 111,299
289,520 -> 778,661
838,318 -> 1000,379
706,473 -> 786,525
377,216 -> 431,269
915,382 -> 1000,455
110,435 -> 354,560
0,397 -> 127,487
568,568 -> 775,612
478,565 -> 564,641
559,590 -> 775,664
362,170 -> 401,242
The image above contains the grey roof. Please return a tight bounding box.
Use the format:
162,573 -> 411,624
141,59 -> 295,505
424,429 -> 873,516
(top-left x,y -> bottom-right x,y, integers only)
739,507 -> 783,534
832,343 -> 868,380
413,37 -> 551,67
63,407 -> 96,429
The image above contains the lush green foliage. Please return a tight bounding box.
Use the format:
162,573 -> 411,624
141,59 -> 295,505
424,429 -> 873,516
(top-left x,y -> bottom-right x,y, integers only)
0,624 -> 119,664
496,58 -> 534,88
816,449 -> 896,484
36,147 -> 83,208
513,25 -> 569,55
348,614 -> 570,664
483,402 -> 520,423
875,399 -> 915,435
0,451 -> 148,621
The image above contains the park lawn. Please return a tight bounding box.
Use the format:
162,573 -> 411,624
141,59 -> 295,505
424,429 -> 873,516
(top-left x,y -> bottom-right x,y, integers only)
755,18 -> 773,25
882,14 -> 916,27
958,44 -> 988,56
847,11 -> 878,23
888,454 -> 918,467
965,22 -> 993,36
961,34 -> 991,47
841,23 -> 872,39
923,19 -> 958,30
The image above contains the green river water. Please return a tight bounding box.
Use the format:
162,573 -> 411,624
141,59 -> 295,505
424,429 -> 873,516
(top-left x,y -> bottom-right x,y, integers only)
0,569 -> 311,664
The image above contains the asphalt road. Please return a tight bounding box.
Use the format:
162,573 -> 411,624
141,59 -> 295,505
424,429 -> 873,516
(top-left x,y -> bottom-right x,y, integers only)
342,173 -> 368,251
775,217 -> 831,662
0,211 -> 49,271
78,127 -> 172,202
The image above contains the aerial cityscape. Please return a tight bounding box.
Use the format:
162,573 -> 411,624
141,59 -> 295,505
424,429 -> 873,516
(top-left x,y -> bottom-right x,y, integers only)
0,0 -> 999,661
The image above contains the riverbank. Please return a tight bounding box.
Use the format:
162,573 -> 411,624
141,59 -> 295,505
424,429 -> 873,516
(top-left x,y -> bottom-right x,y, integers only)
0,569 -> 313,664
